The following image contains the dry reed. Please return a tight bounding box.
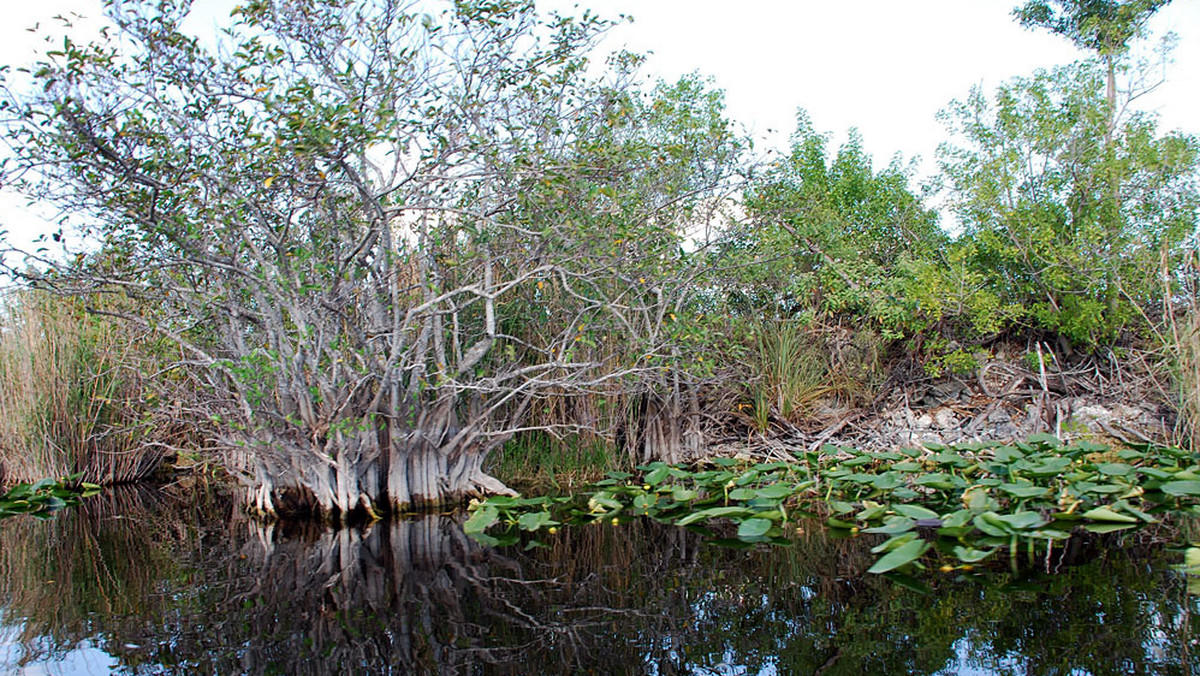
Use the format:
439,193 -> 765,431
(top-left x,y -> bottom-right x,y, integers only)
0,290 -> 181,484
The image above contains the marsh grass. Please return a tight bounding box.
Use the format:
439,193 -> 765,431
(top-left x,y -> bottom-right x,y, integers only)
0,290 -> 183,485
487,431 -> 620,489
1159,248 -> 1200,451
748,322 -> 838,430
1172,311 -> 1200,449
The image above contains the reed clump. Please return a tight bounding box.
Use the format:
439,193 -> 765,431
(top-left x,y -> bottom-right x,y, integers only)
1171,311 -> 1200,449
0,290 -> 186,485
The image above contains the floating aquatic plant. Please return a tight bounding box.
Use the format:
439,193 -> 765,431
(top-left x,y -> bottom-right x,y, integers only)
466,435 -> 1200,573
0,475 -> 101,519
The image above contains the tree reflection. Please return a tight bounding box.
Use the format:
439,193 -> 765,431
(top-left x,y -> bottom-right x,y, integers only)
0,498 -> 1196,674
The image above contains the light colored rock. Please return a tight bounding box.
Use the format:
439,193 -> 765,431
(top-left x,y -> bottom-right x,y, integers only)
934,409 -> 958,430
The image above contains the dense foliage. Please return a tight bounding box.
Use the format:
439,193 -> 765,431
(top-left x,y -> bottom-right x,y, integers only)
0,0 -> 1197,516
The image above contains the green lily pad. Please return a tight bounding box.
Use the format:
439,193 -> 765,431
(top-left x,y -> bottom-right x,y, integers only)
675,506 -> 753,526
1161,481 -> 1200,497
867,539 -> 930,574
999,483 -> 1051,499
1080,506 -> 1138,523
892,504 -> 940,520
463,506 -> 500,534
644,465 -> 671,485
736,518 -> 772,539
1097,463 -> 1134,477
952,545 -> 996,563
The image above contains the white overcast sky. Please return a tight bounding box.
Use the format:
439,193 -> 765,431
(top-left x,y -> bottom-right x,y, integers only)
2,0 -> 1197,261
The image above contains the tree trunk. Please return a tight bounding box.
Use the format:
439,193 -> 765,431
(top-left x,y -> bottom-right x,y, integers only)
229,405 -> 515,520
631,389 -> 704,465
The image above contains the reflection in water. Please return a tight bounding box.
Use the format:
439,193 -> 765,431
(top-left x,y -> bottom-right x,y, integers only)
0,491 -> 1197,675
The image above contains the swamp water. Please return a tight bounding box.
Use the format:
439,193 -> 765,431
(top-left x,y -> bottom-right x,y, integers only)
0,486 -> 1196,675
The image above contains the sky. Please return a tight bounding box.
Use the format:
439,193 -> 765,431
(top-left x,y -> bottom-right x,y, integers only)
1,0 -> 1197,264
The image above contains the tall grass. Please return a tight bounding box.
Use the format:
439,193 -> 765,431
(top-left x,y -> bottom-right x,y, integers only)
487,431 -> 619,489
1160,248 -> 1200,450
1170,311 -> 1200,449
0,290 -> 182,485
749,322 -> 835,430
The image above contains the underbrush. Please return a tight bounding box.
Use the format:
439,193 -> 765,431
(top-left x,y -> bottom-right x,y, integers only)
0,290 -> 193,485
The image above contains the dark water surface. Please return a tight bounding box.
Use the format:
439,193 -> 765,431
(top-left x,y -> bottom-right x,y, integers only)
0,486 -> 1197,675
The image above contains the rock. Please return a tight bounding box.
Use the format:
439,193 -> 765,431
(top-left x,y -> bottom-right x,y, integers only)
993,422 -> 1019,439
934,409 -> 958,430
987,407 -> 1012,423
923,381 -> 965,407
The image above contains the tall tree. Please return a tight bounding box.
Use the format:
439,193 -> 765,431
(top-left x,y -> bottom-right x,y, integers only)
938,61 -> 1199,346
1013,0 -> 1175,317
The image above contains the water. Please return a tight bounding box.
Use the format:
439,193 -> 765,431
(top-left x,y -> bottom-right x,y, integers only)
0,485 -> 1196,675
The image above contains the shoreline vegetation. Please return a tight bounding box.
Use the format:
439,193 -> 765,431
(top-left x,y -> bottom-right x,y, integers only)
0,0 -> 1196,535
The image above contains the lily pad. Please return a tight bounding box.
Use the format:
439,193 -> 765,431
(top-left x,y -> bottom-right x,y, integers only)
736,518 -> 772,539
867,539 -> 931,574
1161,481 -> 1200,497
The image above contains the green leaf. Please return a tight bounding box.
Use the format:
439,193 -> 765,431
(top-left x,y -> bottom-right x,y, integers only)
871,532 -> 917,554
1113,500 -> 1157,523
829,500 -> 857,514
675,506 -> 753,526
1023,457 -> 1072,477
1184,547 -> 1200,572
915,474 -> 961,490
857,504 -> 887,521
993,446 -> 1024,463
992,511 -> 1049,530
872,472 -> 904,490
463,506 -> 499,534
1080,506 -> 1138,523
633,493 -> 656,510
1025,433 -> 1061,447
1097,462 -> 1134,477
516,511 -> 558,531
755,484 -> 794,499
892,504 -> 940,520
952,545 -> 996,563
736,518 -> 772,539
862,515 -> 915,535
867,539 -> 930,574
942,510 -> 974,528
1161,481 -> 1200,497
671,487 -> 698,502
587,494 -> 624,513
728,488 -> 757,501
1083,522 -> 1136,534
999,483 -> 1051,499
644,465 -> 671,485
